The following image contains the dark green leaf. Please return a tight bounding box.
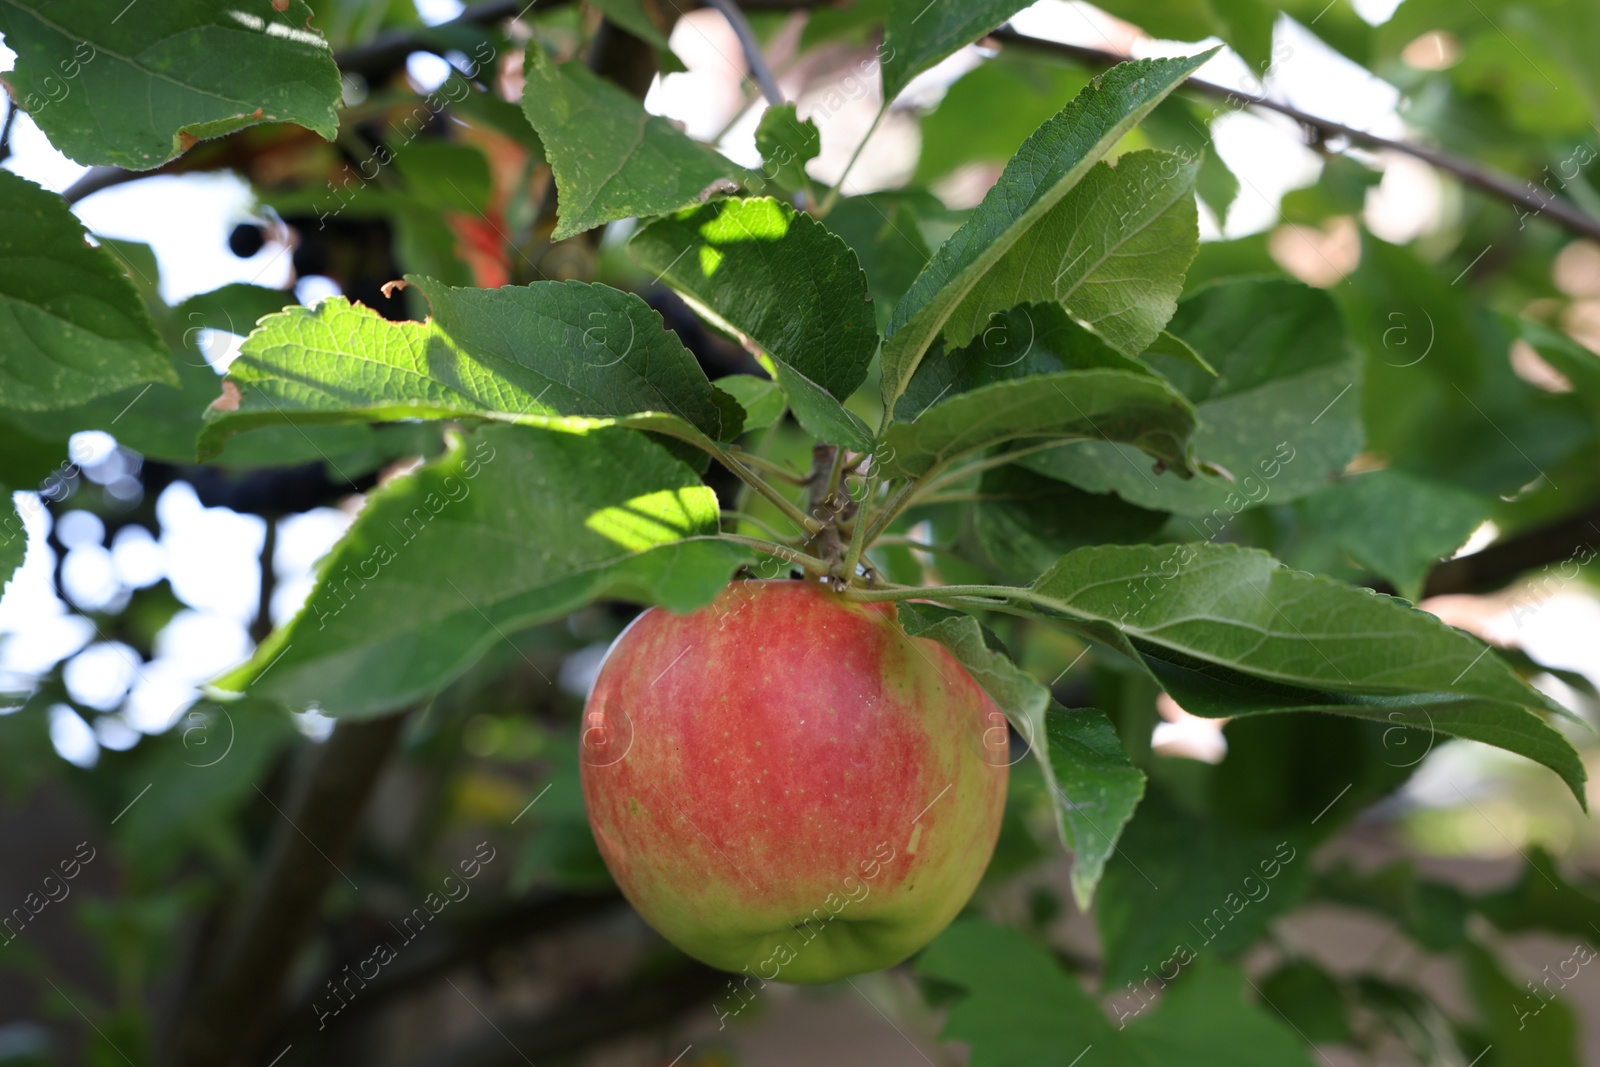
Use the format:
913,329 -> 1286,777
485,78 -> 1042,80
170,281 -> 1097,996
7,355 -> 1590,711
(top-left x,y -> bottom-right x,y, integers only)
1124,957 -> 1319,1067
1313,860 -> 1469,951
1023,278 -> 1361,517
916,918 -> 1131,1067
913,55 -> 1091,184
1297,469 -> 1490,599
880,368 -> 1199,480
1256,960 -> 1351,1044
0,0 -> 340,169
1210,715 -> 1423,837
0,170 -> 173,411
754,104 -> 820,195
1,485 -> 25,591
881,0 -> 1033,102
586,0 -> 674,53
176,283 -> 298,336
713,374 -> 785,433
880,52 -> 1216,409
520,48 -> 753,240
111,701 -> 299,874
897,602 -> 1143,908
971,465 -> 1169,584
1475,846 -> 1600,941
821,192 -> 937,329
1464,940 -> 1581,1067
1091,0 -> 1273,70
919,918 -> 1318,1065
1338,236 -> 1589,496
1024,542 -> 1588,803
897,302 -> 1158,423
940,150 -> 1200,358
1097,791 -> 1309,988
212,425 -> 750,717
392,141 -> 494,213
630,197 -> 877,449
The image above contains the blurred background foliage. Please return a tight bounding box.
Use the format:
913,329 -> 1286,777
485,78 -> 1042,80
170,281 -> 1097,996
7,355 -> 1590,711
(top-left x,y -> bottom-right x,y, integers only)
5,0 -> 1600,1064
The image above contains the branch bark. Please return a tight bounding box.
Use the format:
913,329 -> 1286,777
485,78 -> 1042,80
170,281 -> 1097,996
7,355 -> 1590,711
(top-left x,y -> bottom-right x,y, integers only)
270,890 -> 624,1047
398,957 -> 725,1067
992,28 -> 1600,244
167,712 -> 408,1067
1421,500 -> 1600,598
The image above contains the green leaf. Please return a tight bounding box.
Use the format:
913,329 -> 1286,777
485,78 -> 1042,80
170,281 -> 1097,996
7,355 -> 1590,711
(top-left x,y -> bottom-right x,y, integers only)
898,302 -> 1158,422
918,919 -> 1317,1065
586,0 -> 675,53
1298,469 -> 1490,600
1351,975 -> 1478,1065
754,104 -> 820,195
880,368 -> 1199,480
821,192 -> 938,330
200,276 -> 738,457
897,602 -> 1143,909
1210,716 -> 1423,838
0,0 -> 340,170
630,197 -> 877,449
971,466 -> 1168,584
1,485 -> 26,592
1339,236 -> 1589,496
917,919 -> 1131,1067
1313,860 -> 1469,951
176,282 -> 298,336
0,252 -> 390,472
1025,542 -> 1588,803
1141,97 -> 1240,226
1124,958 -> 1319,1067
1022,278 -> 1361,518
212,425 -> 750,717
1256,960 -> 1352,1044
1142,328 -> 1218,376
0,171 -> 173,411
1093,0 -> 1275,71
913,55 -> 1091,184
1517,318 -> 1600,419
111,701 -> 299,874
713,374 -> 785,433
879,51 -> 1216,410
520,48 -> 753,241
392,141 -> 493,213
881,0 -> 1033,102
940,150 -> 1200,358
1475,846 -> 1600,942
1096,791 -> 1310,989
1464,940 -> 1582,1067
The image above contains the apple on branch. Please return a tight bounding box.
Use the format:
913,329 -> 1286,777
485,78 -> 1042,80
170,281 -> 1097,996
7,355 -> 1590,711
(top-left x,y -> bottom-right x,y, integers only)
580,579 -> 1009,984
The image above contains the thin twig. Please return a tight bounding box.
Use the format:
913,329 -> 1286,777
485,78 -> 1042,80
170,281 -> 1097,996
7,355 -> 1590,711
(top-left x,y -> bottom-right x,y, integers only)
707,533 -> 833,576
817,102 -> 886,216
730,418 -> 783,514
0,100 -> 17,164
703,0 -> 785,107
719,509 -> 794,541
725,446 -> 810,484
704,441 -> 822,534
993,27 -> 1600,243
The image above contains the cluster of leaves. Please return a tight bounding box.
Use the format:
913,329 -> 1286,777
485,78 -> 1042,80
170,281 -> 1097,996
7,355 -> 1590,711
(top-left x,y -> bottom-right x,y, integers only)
3,0 -> 1600,1064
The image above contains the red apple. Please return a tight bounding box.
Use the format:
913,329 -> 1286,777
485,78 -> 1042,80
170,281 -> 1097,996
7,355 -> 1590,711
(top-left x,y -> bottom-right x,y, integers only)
579,579 -> 1009,985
